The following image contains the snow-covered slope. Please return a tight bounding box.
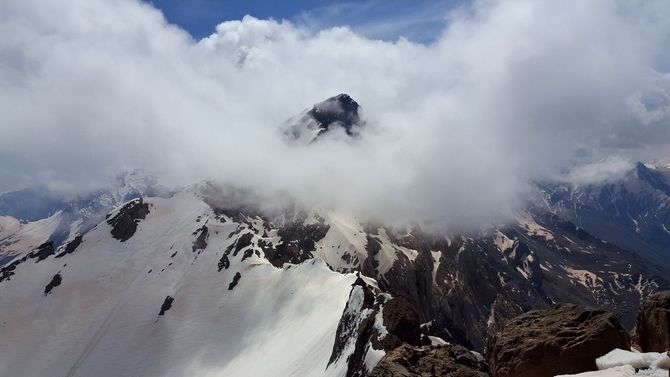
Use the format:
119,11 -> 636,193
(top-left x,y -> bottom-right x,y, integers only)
0,192 -> 358,377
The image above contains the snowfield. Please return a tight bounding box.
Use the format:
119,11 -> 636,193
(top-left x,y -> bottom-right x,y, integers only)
0,193 -> 357,377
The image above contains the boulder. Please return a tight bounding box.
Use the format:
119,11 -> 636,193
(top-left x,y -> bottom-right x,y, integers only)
369,343 -> 489,377
636,291 -> 670,352
488,304 -> 630,377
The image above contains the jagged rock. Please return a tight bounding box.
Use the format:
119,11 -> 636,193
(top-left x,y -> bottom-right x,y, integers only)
29,241 -> 54,262
106,198 -> 150,242
2,242 -> 57,282
44,273 -> 62,295
328,277 -> 377,377
369,343 -> 489,377
192,225 -> 208,252
55,235 -> 83,258
636,291 -> 670,352
231,233 -> 253,256
373,296 -> 421,350
264,222 -> 328,267
0,259 -> 19,282
158,296 -> 174,316
328,277 -> 425,377
487,304 -> 631,377
217,254 -> 230,271
228,272 -> 241,290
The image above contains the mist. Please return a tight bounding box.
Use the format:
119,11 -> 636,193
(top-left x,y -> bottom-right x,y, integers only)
1,0 -> 670,229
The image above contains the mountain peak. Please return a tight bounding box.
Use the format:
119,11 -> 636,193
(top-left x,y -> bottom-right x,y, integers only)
283,93 -> 363,143
634,161 -> 670,194
308,93 -> 360,136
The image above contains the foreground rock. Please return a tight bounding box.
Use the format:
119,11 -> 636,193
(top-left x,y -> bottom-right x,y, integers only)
488,304 -> 631,377
636,291 -> 670,352
369,343 -> 489,377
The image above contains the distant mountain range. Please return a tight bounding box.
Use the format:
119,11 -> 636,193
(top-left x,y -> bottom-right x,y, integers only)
537,161 -> 670,270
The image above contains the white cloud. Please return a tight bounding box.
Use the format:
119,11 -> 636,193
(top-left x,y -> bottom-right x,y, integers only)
557,157 -> 635,186
1,0 -> 670,229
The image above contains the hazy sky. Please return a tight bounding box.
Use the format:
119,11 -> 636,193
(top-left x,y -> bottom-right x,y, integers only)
143,0 -> 465,43
1,0 -> 670,228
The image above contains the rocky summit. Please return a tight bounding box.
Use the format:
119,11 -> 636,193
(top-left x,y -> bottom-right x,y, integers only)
283,94 -> 363,143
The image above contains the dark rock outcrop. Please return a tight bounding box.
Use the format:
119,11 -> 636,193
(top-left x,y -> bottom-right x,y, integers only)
0,259 -> 19,282
487,304 -> 631,377
44,273 -> 62,295
328,277 -> 378,377
369,343 -> 489,377
217,254 -> 230,271
106,198 -> 150,242
636,291 -> 670,352
228,272 -> 241,290
29,241 -> 55,262
328,278 -> 423,377
158,296 -> 174,316
55,235 -> 83,258
192,225 -> 208,252
2,242 -> 57,282
374,296 -> 421,350
231,233 -> 253,256
264,222 -> 328,268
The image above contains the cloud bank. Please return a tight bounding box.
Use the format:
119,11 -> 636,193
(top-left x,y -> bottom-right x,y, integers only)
1,0 -> 670,228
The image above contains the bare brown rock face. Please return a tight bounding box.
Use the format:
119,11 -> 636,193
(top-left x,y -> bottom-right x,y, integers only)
369,343 -> 489,377
487,304 -> 630,377
636,291 -> 670,352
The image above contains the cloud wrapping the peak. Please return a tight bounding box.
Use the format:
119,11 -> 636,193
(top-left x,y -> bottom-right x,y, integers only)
1,0 -> 670,228
556,157 -> 636,186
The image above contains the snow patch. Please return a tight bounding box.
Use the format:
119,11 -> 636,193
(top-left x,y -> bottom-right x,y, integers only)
428,336 -> 448,345
597,349 -> 669,370
563,266 -> 602,289
517,214 -> 555,240
494,231 -> 515,252
430,250 -> 441,282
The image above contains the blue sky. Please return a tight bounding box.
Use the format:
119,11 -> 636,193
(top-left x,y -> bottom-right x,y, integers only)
143,0 -> 467,43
